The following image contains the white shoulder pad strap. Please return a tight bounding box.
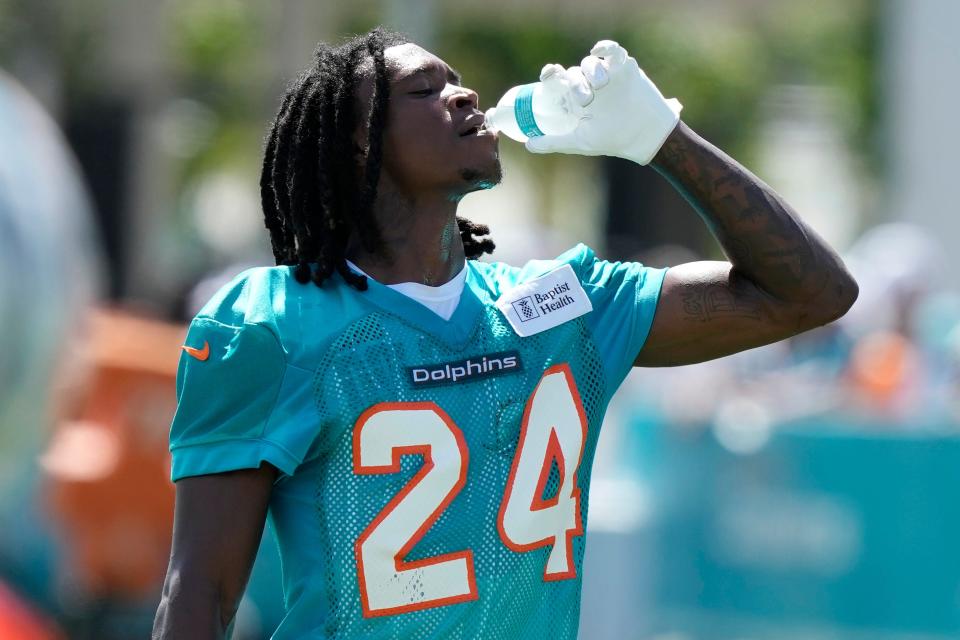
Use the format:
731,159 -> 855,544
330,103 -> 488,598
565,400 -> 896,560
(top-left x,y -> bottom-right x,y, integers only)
495,263 -> 593,337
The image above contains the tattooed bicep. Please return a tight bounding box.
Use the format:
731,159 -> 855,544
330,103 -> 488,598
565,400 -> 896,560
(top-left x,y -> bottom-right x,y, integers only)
635,261 -> 807,367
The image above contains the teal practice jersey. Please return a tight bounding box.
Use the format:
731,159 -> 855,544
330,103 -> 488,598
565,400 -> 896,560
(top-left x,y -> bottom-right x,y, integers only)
169,244 -> 666,639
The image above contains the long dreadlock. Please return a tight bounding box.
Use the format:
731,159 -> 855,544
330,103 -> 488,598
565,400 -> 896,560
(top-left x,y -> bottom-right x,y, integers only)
260,27 -> 496,291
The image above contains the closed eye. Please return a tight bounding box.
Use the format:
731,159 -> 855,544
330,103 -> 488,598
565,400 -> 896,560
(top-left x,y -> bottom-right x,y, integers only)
410,88 -> 435,96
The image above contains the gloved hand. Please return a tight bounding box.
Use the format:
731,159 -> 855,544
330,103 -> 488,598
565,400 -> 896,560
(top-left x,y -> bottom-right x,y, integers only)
525,40 -> 683,166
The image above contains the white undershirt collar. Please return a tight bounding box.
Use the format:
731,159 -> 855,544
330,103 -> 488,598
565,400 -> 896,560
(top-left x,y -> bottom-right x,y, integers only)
345,259 -> 467,320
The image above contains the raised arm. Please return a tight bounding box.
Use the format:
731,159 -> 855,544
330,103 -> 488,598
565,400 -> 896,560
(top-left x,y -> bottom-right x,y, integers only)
152,465 -> 276,639
634,121 -> 858,366
519,40 -> 858,367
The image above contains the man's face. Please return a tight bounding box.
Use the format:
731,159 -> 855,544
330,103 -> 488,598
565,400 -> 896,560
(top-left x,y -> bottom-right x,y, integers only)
356,43 -> 502,199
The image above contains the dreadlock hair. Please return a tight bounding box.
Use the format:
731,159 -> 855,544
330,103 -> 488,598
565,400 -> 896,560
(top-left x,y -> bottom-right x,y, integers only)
260,26 -> 496,291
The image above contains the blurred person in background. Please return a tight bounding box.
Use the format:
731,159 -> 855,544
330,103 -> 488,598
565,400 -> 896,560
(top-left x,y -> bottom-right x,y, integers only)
838,223 -> 960,425
0,69 -> 101,638
153,26 -> 856,640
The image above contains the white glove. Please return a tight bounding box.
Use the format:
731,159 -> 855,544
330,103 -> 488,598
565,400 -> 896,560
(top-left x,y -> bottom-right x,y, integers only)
525,40 -> 683,166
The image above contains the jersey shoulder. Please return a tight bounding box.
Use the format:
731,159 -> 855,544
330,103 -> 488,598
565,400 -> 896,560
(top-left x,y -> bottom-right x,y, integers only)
194,265 -> 370,362
170,266 -> 372,479
471,244 -> 667,399
469,243 -> 599,298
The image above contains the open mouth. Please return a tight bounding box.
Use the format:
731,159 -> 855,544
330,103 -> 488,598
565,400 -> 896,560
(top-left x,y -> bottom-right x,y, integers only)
459,125 -> 482,137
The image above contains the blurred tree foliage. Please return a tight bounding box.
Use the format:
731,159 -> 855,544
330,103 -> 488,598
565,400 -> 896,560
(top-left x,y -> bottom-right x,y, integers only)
433,2 -> 879,168
0,0 -> 880,260
168,1 -> 885,267
167,0 -> 269,182
434,17 -> 763,161
0,0 -> 880,181
755,0 -> 883,173
0,0 -> 108,100
0,0 -> 18,61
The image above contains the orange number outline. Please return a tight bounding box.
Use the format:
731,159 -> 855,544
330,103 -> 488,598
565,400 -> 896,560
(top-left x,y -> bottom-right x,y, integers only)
353,402 -> 478,618
496,363 -> 588,581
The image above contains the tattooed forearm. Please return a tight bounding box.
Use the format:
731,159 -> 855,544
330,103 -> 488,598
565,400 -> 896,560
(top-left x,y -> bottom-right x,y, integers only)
651,122 -> 855,310
681,282 -> 762,323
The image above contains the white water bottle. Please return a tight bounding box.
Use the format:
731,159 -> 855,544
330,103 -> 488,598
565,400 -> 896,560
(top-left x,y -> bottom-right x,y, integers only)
484,66 -> 580,143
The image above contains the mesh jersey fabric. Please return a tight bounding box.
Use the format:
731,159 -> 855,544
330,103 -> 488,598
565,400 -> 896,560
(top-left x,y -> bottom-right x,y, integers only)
169,243 -> 667,640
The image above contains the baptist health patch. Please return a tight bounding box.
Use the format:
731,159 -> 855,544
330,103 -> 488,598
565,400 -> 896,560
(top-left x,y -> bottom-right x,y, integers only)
495,263 -> 593,337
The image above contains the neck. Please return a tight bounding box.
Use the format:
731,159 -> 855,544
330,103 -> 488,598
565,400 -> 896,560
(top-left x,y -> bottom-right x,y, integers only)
347,181 -> 466,286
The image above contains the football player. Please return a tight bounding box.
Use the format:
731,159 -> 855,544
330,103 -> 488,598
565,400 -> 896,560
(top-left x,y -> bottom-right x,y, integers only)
153,27 -> 856,640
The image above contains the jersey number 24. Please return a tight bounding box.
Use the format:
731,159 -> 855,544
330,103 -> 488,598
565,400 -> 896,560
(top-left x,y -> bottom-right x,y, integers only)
352,363 -> 587,618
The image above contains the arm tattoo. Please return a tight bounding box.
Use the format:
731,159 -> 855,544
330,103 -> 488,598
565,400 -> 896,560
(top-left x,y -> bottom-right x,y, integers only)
652,122 -> 852,307
681,283 -> 762,323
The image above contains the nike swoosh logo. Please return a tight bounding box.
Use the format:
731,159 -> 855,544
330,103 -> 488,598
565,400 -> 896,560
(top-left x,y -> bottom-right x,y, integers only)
182,341 -> 210,361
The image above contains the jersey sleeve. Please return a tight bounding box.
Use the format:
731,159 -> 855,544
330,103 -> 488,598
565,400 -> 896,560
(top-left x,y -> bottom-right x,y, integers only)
563,244 -> 668,397
169,273 -> 319,482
